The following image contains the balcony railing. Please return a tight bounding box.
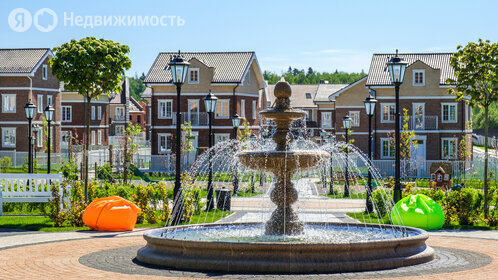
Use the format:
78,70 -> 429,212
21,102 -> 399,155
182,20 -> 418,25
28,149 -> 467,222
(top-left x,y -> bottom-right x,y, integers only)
401,115 -> 438,130
172,112 -> 209,125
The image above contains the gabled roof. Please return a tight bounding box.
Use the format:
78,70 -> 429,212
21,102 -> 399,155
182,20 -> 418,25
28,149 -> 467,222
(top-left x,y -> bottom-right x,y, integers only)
313,83 -> 349,103
268,84 -> 319,108
0,48 -> 52,75
129,96 -> 143,112
144,52 -> 256,84
141,87 -> 152,99
327,76 -> 368,102
110,77 -> 129,104
365,53 -> 455,86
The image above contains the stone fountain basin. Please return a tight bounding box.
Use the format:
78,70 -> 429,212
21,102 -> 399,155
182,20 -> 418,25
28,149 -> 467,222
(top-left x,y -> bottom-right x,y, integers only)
238,150 -> 330,173
136,222 -> 434,274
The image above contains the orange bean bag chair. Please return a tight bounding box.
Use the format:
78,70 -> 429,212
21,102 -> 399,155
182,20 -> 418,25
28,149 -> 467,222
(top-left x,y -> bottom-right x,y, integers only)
83,196 -> 141,231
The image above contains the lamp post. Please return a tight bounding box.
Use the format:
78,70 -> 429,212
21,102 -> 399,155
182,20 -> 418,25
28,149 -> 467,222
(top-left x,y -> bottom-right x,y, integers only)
169,51 -> 190,225
342,114 -> 352,197
328,134 -> 335,195
363,90 -> 377,213
386,50 -> 408,203
204,90 -> 218,211
231,114 -> 241,195
320,129 -> 328,187
250,133 -> 257,193
44,106 -> 55,174
24,101 -> 36,174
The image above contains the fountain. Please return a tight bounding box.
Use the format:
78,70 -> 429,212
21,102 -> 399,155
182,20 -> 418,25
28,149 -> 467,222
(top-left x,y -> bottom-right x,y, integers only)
238,80 -> 329,235
136,80 -> 434,273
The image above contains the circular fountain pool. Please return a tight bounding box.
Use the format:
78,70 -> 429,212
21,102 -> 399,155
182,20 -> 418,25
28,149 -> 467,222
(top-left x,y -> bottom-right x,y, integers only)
136,222 -> 434,274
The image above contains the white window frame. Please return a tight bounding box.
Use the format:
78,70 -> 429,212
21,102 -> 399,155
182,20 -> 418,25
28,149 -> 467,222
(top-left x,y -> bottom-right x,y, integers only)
115,107 -> 125,121
47,95 -> 53,106
380,138 -> 394,159
349,111 -> 360,127
188,68 -> 199,84
158,99 -> 173,119
36,128 -> 43,147
441,137 -> 457,159
91,106 -> 96,120
252,100 -> 257,119
240,99 -> 246,119
115,125 -> 125,136
91,130 -> 96,145
2,94 -> 16,113
37,94 -> 44,113
2,127 -> 16,148
413,69 -> 425,86
381,103 -> 395,123
61,106 -> 72,122
441,102 -> 458,123
97,130 -> 102,145
215,99 -> 230,119
215,133 -> 230,145
97,106 -> 102,120
321,112 -> 332,128
42,64 -> 48,80
158,133 -> 172,153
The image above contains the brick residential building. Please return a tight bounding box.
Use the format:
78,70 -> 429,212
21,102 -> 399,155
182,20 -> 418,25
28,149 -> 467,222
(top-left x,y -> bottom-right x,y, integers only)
144,52 -> 265,156
60,84 -> 110,148
0,48 -> 61,154
321,53 -> 472,163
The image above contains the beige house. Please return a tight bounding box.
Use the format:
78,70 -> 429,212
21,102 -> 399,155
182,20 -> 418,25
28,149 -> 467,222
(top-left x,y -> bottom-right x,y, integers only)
317,53 -> 472,163
144,52 -> 265,156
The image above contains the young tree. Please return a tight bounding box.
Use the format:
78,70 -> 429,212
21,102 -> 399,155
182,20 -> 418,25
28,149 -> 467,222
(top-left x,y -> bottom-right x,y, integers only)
50,37 -> 131,202
447,39 -> 498,218
387,108 -> 417,178
122,122 -> 144,185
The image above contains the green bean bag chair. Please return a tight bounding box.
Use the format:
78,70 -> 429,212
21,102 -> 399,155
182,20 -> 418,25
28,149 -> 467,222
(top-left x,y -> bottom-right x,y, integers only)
390,194 -> 444,230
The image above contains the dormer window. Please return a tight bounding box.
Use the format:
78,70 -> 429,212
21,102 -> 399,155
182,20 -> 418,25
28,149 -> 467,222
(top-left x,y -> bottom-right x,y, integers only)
42,64 -> 48,80
305,93 -> 312,99
413,69 -> 425,86
189,68 -> 199,83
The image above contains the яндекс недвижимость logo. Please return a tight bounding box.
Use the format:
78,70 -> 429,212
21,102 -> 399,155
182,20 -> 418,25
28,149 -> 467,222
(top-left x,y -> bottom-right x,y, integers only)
8,8 -> 57,32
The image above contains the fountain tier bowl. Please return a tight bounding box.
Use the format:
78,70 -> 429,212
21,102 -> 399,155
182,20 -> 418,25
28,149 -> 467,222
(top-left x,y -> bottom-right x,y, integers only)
136,222 -> 434,274
237,150 -> 329,172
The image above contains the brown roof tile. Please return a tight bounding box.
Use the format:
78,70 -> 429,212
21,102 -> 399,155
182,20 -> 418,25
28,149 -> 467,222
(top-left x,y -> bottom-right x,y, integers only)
0,48 -> 50,74
365,53 -> 455,86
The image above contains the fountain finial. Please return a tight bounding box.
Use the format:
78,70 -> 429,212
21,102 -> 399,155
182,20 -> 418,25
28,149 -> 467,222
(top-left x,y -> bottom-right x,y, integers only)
273,80 -> 292,109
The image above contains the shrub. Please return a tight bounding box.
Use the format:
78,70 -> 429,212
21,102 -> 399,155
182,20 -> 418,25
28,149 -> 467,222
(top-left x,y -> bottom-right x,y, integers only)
444,187 -> 483,226
96,163 -> 113,181
67,181 -> 87,227
59,159 -> 78,181
22,158 -> 37,173
0,156 -> 12,172
48,182 -> 68,227
371,188 -> 393,218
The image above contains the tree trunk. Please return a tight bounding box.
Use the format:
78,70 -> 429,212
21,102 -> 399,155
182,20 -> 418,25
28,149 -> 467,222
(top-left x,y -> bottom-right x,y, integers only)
84,96 -> 91,203
484,104 -> 489,218
123,134 -> 128,185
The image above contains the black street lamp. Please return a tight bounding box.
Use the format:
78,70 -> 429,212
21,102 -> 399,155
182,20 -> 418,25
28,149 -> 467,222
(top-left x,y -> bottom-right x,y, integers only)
169,50 -> 190,225
24,101 -> 36,174
44,105 -> 55,174
231,113 -> 241,195
386,50 -> 408,203
342,114 -> 352,198
320,129 -> 328,187
363,90 -> 377,213
204,90 -> 218,211
328,134 -> 335,195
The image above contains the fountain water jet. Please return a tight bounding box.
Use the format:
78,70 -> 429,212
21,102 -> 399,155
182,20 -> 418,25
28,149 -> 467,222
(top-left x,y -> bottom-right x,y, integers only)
136,80 -> 434,274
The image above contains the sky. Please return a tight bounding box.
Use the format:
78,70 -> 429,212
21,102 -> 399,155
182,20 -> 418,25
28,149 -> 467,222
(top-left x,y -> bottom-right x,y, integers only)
1,0 -> 498,77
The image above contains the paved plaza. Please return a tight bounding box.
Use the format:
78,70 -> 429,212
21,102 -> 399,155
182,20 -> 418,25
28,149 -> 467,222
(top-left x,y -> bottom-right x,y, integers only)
0,181 -> 497,279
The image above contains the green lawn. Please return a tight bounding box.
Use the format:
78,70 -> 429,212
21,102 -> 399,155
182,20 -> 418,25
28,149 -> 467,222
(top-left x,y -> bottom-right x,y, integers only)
323,193 -> 367,199
0,210 -> 232,232
347,212 -> 391,224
